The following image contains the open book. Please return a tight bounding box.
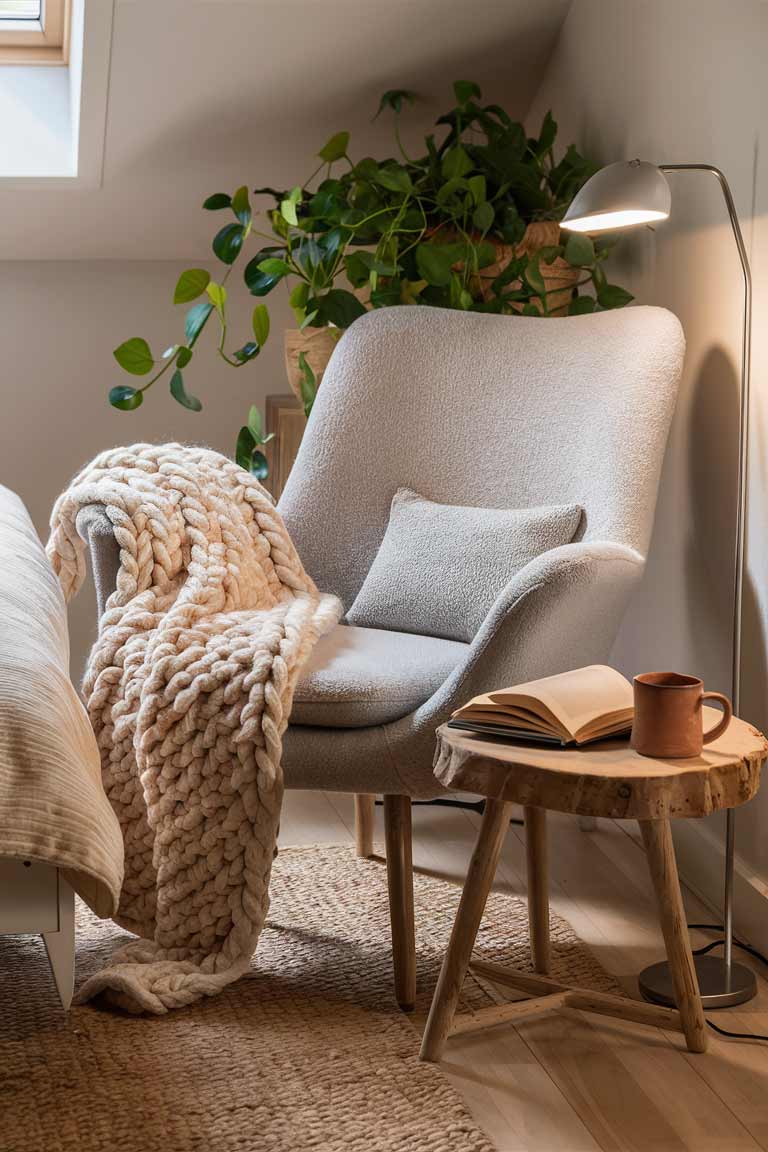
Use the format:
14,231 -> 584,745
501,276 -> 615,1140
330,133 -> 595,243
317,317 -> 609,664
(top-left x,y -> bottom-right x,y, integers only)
449,665 -> 634,747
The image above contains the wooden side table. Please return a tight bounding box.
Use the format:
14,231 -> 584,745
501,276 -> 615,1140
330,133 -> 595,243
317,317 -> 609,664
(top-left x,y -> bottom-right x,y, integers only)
420,715 -> 767,1061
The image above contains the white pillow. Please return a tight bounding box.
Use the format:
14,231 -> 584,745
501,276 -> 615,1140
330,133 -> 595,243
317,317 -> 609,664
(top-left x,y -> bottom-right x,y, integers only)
346,489 -> 583,642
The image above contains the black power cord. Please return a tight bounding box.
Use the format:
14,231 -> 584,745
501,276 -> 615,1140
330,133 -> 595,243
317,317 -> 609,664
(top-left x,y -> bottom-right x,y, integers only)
686,923 -> 768,1043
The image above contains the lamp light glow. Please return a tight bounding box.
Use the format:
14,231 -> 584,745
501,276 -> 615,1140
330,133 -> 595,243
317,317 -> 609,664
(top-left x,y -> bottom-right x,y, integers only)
561,159 -> 671,234
562,207 -> 668,233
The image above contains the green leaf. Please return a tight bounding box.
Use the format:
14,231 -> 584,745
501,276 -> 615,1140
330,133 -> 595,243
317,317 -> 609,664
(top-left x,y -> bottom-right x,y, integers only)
538,245 -> 562,265
597,283 -> 634,309
374,88 -> 416,118
280,186 -> 301,226
233,342 -> 260,363
203,193 -> 232,211
298,351 -> 317,417
436,177 -> 469,206
250,451 -> 269,480
300,310 -> 319,330
568,295 -> 596,315
231,185 -> 251,226
536,110 -> 557,156
318,131 -> 350,163
108,384 -> 143,410
468,174 -> 486,205
176,346 -> 193,368
244,247 -> 286,296
247,404 -> 262,441
113,337 -> 154,376
235,425 -> 256,471
257,257 -> 291,277
472,201 -> 494,234
475,240 -> 497,269
523,255 -> 546,296
522,303 -> 540,316
344,252 -> 369,288
453,80 -> 481,105
206,281 -> 227,317
173,268 -> 210,304
441,145 -> 473,180
563,232 -> 595,267
212,223 -> 245,265
289,280 -> 309,323
252,304 -> 270,347
315,289 -> 366,329
374,166 -> 413,194
170,369 -> 202,411
289,281 -> 309,309
185,301 -> 214,344
415,244 -> 456,288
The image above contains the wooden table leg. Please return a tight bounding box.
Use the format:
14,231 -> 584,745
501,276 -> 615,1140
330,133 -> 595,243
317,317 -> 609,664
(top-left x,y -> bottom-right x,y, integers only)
524,805 -> 550,973
420,797 -> 513,1062
639,819 -> 707,1053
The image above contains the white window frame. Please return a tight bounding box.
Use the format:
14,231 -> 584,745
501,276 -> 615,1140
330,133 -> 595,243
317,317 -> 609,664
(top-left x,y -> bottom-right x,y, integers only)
0,0 -> 71,65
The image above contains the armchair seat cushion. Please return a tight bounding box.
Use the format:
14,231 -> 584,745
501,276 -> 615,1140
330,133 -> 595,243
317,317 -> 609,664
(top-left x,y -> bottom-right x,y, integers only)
290,623 -> 468,728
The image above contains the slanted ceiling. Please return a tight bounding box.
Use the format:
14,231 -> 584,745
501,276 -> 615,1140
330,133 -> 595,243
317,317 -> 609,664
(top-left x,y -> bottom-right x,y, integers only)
0,0 -> 571,260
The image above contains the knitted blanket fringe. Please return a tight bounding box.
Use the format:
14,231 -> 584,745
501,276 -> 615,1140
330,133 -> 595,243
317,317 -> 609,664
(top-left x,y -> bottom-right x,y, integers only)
47,443 -> 341,1013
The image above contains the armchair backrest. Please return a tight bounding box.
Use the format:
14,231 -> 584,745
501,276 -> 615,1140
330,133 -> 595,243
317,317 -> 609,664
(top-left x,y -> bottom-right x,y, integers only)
279,305 -> 684,608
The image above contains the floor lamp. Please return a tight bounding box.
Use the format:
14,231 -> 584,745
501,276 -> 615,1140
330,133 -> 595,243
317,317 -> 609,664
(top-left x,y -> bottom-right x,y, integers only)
562,159 -> 756,1008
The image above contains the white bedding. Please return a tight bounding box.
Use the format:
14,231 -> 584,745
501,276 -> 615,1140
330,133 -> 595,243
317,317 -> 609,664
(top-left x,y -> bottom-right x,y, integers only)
0,486 -> 122,917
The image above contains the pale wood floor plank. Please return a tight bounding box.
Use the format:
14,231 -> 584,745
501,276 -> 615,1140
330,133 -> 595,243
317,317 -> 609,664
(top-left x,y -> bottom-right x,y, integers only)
281,793 -> 768,1152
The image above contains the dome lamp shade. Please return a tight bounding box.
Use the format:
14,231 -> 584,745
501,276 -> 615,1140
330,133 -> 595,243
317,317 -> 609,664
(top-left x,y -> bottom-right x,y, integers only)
561,160 -> 671,233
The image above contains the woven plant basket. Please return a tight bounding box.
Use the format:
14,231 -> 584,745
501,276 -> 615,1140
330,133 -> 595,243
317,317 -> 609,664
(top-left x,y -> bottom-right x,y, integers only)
475,220 -> 581,315
283,326 -> 342,403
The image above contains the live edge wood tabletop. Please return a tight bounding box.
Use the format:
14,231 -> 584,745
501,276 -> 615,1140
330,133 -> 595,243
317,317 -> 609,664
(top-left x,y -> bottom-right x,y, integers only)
419,713 -> 768,1062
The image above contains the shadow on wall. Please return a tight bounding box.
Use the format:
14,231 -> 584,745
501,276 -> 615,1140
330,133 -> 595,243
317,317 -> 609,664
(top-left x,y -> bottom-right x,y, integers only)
686,345 -> 767,723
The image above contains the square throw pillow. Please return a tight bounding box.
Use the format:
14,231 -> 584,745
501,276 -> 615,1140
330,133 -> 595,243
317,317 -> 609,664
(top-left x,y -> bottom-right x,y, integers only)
346,489 -> 583,643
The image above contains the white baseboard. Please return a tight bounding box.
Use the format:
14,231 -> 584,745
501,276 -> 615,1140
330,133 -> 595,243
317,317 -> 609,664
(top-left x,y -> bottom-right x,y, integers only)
672,819 -> 768,957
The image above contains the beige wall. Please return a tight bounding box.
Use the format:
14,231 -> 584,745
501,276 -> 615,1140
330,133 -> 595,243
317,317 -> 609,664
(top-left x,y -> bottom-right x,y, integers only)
1,261 -> 294,675
1,1 -> 567,674
529,0 -> 768,939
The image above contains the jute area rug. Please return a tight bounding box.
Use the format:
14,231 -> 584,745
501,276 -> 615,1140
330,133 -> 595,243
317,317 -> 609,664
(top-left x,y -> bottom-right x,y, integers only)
0,845 -> 617,1152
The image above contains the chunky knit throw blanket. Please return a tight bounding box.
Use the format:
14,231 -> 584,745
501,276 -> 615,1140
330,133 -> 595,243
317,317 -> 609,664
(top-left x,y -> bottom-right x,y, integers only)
47,443 -> 341,1014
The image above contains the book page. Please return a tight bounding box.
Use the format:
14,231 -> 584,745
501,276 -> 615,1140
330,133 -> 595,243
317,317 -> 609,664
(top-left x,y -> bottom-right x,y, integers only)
487,665 -> 633,741
455,691 -> 568,741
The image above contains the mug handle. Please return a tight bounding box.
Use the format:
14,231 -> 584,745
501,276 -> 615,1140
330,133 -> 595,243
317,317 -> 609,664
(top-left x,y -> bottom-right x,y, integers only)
701,692 -> 733,745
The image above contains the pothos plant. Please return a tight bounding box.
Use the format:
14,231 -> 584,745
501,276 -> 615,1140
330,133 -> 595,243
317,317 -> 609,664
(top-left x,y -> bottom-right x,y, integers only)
109,81 -> 632,478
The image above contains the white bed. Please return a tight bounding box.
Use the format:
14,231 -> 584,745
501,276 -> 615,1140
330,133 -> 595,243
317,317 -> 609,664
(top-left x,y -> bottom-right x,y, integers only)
0,487 -> 123,1008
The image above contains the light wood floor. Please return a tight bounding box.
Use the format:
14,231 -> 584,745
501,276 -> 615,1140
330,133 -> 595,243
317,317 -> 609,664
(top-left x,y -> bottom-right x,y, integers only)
280,791 -> 768,1152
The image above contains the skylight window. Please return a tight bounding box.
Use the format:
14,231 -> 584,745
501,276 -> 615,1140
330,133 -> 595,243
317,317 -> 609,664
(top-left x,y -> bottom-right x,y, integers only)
0,2 -> 43,19
0,0 -> 69,64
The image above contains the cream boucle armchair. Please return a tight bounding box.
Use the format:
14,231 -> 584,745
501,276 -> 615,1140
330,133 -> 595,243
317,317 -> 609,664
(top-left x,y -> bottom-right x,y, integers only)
77,304 -> 684,1009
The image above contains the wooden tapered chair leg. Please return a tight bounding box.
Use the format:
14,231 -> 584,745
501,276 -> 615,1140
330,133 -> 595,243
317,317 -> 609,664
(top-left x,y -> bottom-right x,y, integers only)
354,793 -> 376,858
383,794 -> 416,1011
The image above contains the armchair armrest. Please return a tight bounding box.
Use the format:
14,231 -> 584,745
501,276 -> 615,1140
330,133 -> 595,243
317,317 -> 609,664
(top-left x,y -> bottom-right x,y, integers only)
405,539 -> 644,728
439,540 -> 644,708
74,504 -> 119,620
383,541 -> 644,794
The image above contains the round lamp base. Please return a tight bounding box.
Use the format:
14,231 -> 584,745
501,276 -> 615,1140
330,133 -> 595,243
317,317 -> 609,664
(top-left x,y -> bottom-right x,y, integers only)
639,955 -> 757,1009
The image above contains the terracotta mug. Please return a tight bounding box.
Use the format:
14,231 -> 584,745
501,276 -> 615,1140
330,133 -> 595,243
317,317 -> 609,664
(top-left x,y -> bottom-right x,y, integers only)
631,672 -> 732,758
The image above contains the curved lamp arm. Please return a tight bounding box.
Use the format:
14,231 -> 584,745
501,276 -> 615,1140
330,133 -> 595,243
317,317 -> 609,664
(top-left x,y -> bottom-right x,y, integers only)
659,164 -> 751,719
